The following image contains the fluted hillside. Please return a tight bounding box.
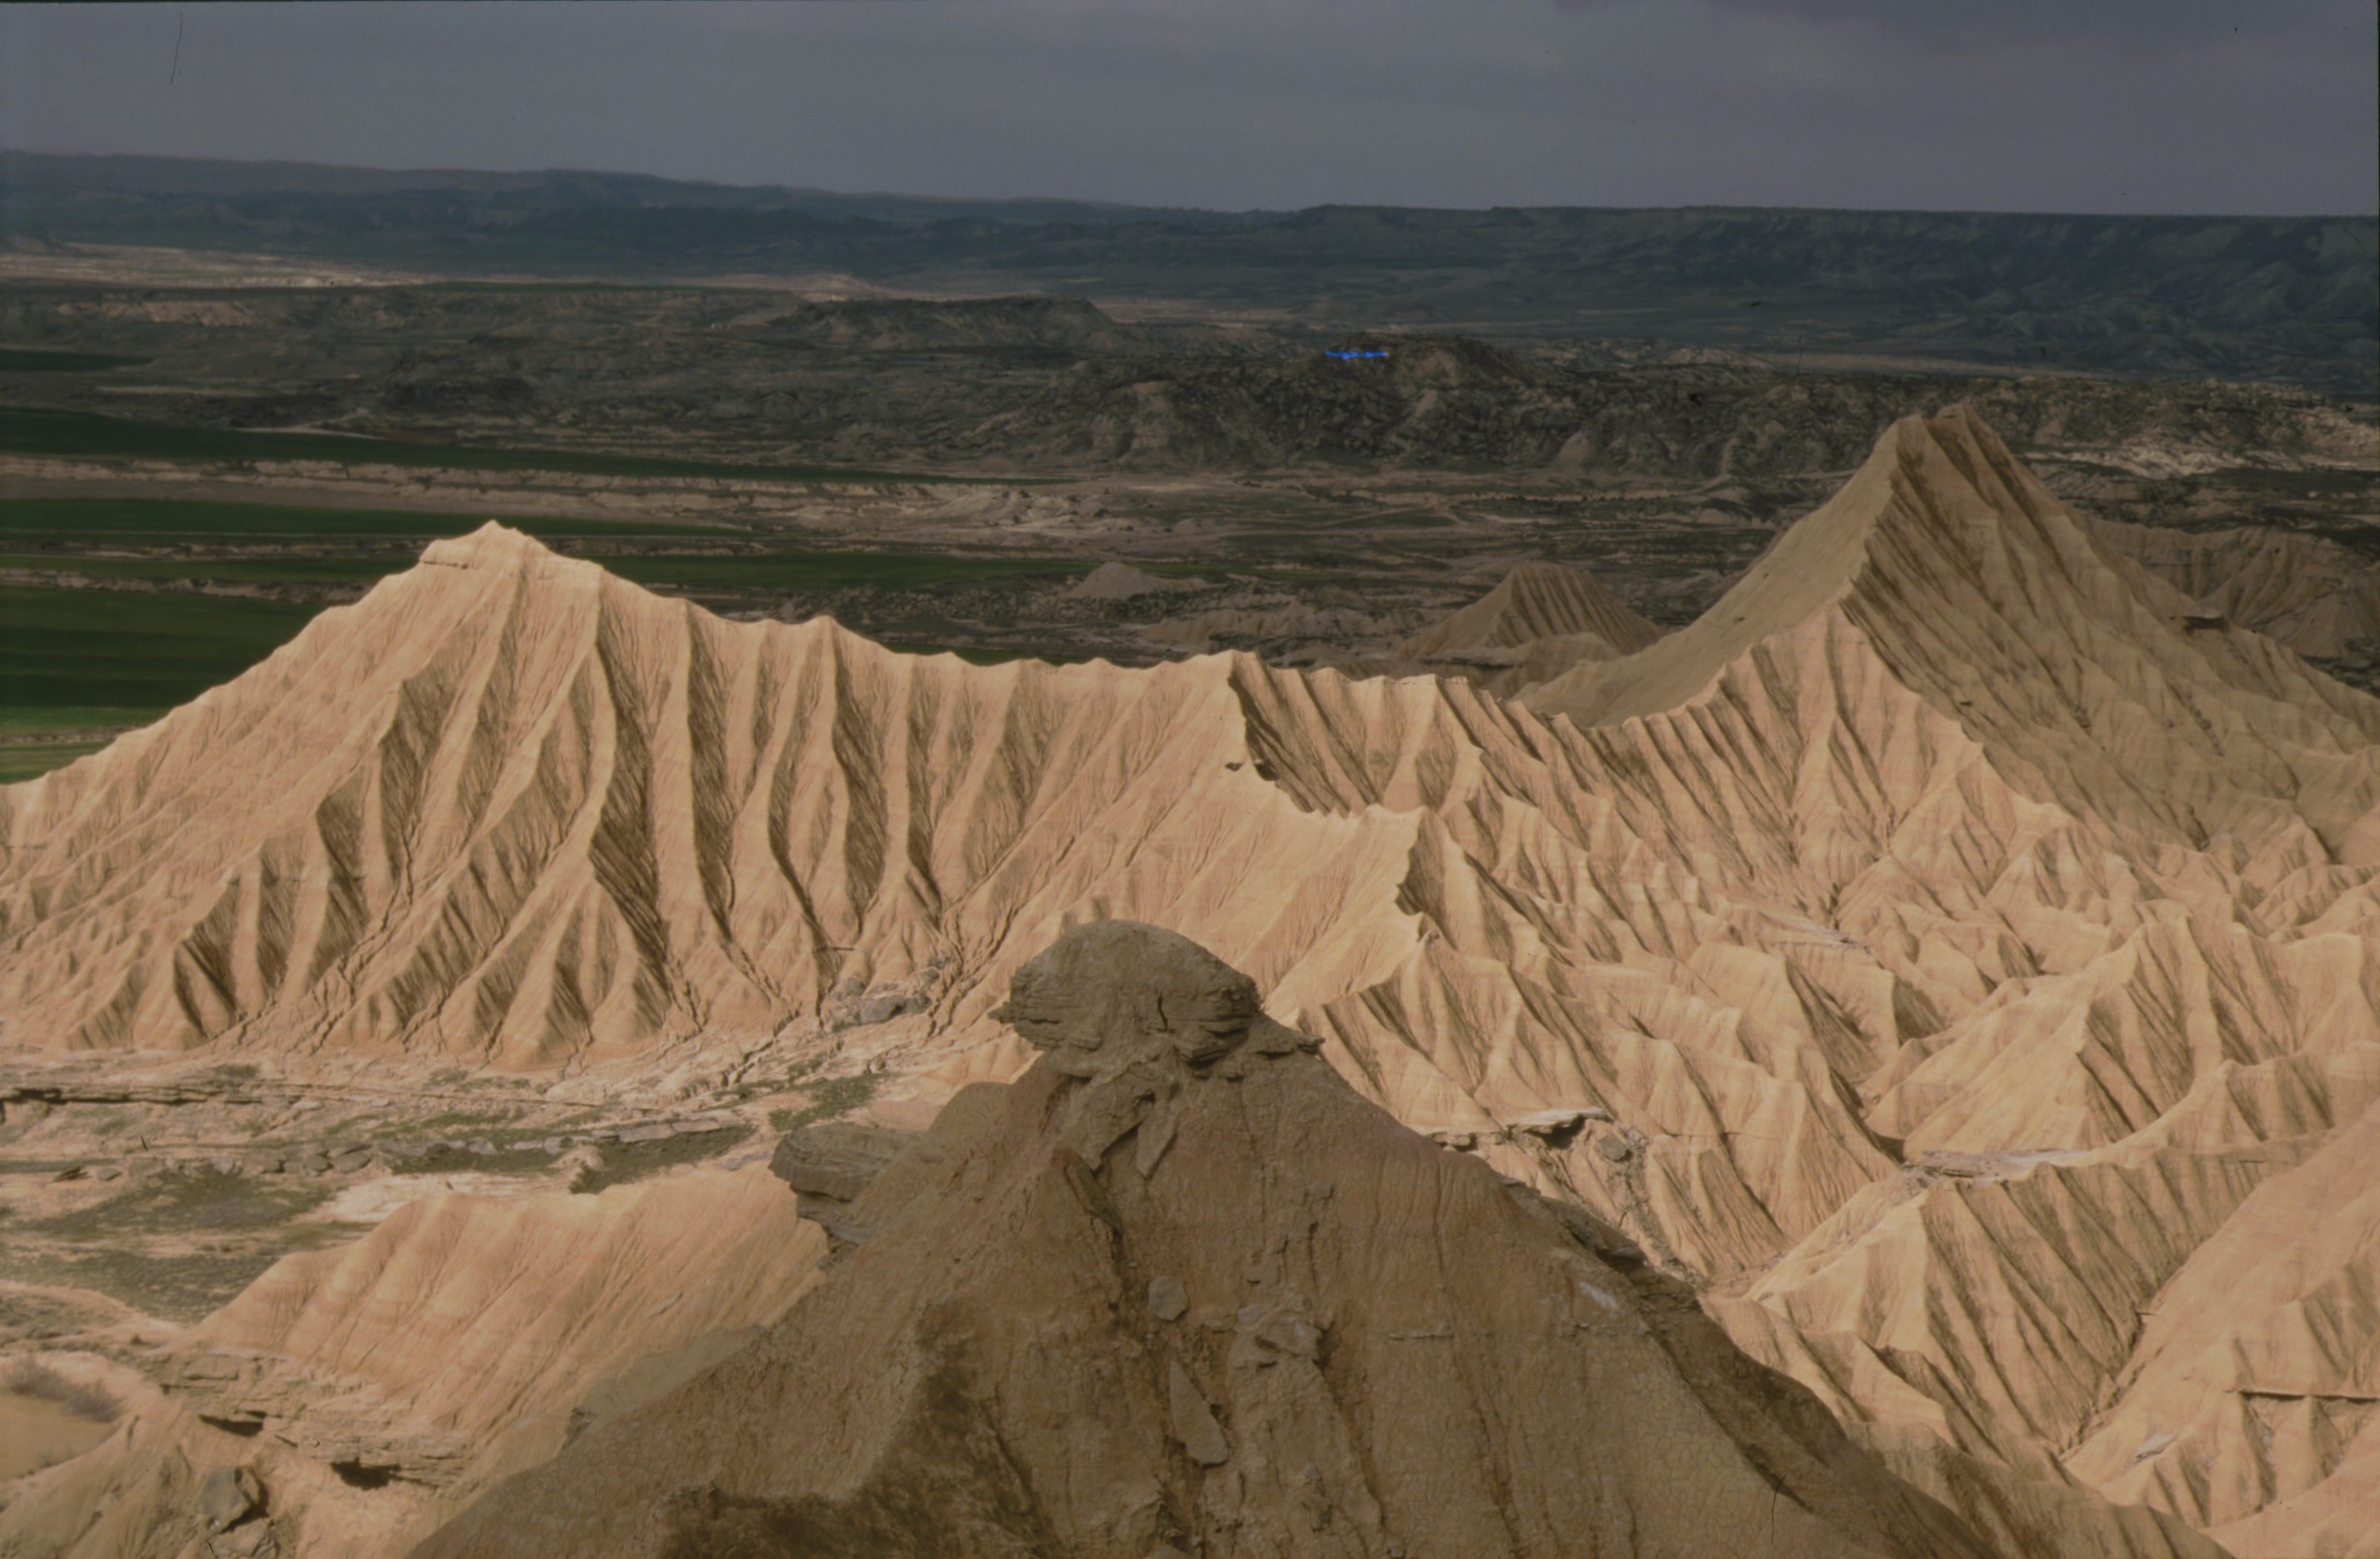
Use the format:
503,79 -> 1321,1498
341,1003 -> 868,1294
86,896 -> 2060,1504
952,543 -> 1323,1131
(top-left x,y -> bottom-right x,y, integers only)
2089,516 -> 2380,660
415,922 -> 1993,1559
2,408 -> 2372,1555
1398,560 -> 1661,667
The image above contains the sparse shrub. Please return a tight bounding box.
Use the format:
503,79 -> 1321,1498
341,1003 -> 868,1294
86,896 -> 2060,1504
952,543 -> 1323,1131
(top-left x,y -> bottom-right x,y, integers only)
3,1356 -> 124,1422
767,1073 -> 880,1135
569,1122 -> 756,1196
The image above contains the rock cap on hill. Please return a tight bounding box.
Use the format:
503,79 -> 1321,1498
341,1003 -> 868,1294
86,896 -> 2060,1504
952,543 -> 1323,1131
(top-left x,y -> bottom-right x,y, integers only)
411,921 -> 1994,1559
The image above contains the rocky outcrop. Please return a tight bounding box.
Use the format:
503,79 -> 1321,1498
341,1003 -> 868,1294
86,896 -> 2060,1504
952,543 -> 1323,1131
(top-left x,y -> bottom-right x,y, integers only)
412,922 -> 1994,1559
767,1121 -> 912,1252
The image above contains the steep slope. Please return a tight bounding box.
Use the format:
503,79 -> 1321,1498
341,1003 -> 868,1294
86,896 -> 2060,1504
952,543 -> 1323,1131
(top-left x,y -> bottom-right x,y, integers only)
1518,407 -> 2380,1553
2089,516 -> 2380,660
3,408 -> 2373,1555
413,922 -> 1994,1559
0,1167 -> 819,1559
2063,1101 -> 2380,1559
1522,406 -> 2380,854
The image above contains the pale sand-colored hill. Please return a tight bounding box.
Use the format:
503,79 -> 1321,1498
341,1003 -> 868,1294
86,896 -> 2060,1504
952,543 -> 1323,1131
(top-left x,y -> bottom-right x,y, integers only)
1,407 -> 2372,1554
1398,560 -> 1662,666
2089,516 -> 2380,660
0,1166 -> 818,1559
2063,1099 -> 2380,1558
1379,559 -> 1665,693
1071,560 -> 1205,601
413,921 -> 1994,1559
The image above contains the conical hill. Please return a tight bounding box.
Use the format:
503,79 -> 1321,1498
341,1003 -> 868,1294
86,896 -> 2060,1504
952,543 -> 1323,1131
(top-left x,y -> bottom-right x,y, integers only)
410,921 -> 1995,1559
1521,406 -> 2380,853
1398,560 -> 1661,665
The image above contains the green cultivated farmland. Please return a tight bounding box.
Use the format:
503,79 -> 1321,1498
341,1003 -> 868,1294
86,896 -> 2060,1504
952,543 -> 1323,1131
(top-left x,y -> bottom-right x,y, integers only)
0,483 -> 1088,782
0,496 -> 753,541
1,548 -> 1083,594
0,406 -> 1004,485
0,554 -> 414,587
0,584 -> 325,715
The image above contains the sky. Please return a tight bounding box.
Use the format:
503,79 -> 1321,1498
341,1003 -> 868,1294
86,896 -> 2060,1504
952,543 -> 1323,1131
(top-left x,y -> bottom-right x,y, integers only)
2,0 -> 2374,216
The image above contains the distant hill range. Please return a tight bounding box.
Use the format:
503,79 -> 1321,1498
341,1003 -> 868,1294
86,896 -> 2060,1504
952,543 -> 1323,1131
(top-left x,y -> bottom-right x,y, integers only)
4,151 -> 2373,395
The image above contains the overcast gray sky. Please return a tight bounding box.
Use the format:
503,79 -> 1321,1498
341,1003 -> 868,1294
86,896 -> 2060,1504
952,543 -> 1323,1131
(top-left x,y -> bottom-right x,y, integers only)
3,0 -> 2373,215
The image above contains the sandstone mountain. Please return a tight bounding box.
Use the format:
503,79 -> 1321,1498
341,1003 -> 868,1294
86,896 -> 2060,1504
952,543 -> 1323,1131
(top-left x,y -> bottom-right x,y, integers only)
2,407 -> 2373,1555
413,921 -> 1994,1559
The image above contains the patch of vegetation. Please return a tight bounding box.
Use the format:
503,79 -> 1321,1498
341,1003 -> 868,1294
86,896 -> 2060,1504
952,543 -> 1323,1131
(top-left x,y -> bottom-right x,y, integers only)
416,280 -> 736,296
0,552 -> 415,586
397,1107 -> 525,1135
0,1247 -> 298,1325
0,705 -> 154,738
570,1122 -> 755,1196
0,581 -> 323,714
0,547 -> 1088,596
0,349 -> 148,373
0,741 -> 108,783
2,1357 -> 123,1421
383,1137 -> 562,1177
26,1169 -> 330,1241
0,406 -> 1002,485
767,1074 -> 881,1135
0,495 -> 751,541
882,640 -> 1100,667
0,1290 -> 102,1344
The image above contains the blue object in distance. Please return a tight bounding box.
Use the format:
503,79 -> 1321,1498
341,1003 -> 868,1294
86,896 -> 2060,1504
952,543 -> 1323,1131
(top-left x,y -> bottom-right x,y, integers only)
1327,349 -> 1390,359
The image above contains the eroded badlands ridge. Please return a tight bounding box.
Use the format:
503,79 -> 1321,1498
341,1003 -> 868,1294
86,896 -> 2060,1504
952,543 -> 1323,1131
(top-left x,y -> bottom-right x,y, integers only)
3,408 -> 2375,1555
413,921 -> 1993,1559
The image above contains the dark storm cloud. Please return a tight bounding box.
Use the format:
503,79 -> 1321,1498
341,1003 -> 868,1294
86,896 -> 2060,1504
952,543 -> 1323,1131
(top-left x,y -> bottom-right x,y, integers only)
0,0 -> 2371,215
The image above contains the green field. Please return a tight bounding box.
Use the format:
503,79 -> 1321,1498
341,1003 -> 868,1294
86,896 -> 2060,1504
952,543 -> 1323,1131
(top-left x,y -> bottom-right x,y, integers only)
0,496 -> 1089,594
0,529 -> 1086,781
0,740 -> 108,783
2,551 -> 1087,592
0,406 -> 1004,485
0,553 -> 414,586
0,495 -> 753,541
0,349 -> 151,373
0,583 -> 326,715
0,583 -> 329,782
0,486 -> 1090,785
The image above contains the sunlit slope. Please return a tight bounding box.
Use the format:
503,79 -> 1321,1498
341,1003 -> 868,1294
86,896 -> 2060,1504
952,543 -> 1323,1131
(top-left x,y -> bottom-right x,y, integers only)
0,1168 -> 819,1559
2,408 -> 2373,1553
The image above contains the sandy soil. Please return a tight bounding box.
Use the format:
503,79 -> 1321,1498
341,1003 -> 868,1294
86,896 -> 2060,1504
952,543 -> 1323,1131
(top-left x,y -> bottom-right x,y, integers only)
0,1389 -> 111,1479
